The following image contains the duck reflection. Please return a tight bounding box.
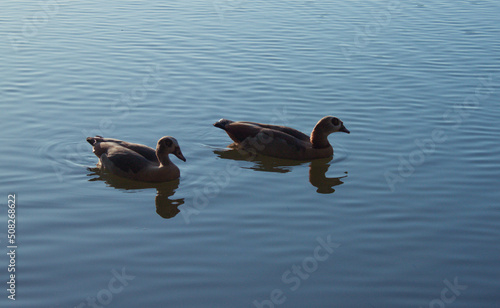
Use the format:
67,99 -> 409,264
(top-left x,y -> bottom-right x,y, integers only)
213,148 -> 346,194
308,158 -> 347,194
87,168 -> 184,219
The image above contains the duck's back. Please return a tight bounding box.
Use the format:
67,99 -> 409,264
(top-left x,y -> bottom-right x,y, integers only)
239,122 -> 310,142
214,119 -> 310,144
87,136 -> 158,163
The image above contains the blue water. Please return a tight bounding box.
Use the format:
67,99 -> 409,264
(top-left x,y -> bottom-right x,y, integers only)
1,0 -> 499,307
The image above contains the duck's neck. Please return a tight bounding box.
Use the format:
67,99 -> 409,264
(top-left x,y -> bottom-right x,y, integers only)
310,128 -> 331,149
156,153 -> 172,167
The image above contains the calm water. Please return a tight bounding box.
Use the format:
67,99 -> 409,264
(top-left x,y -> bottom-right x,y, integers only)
1,0 -> 499,307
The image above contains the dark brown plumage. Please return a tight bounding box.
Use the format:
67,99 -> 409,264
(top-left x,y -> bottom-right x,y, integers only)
87,136 -> 185,182
214,116 -> 349,160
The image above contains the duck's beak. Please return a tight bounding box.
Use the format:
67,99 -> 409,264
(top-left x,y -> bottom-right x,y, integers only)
339,124 -> 350,134
174,148 -> 186,162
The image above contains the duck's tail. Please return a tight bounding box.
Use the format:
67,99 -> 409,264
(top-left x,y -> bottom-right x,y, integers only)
213,119 -> 233,130
86,135 -> 103,146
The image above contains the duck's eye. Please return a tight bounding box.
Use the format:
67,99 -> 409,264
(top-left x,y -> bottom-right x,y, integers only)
332,118 -> 339,126
163,139 -> 173,147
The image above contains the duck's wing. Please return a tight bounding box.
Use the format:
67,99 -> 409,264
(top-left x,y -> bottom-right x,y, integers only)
216,121 -> 262,143
241,128 -> 310,159
239,122 -> 310,142
214,120 -> 314,159
87,136 -> 158,163
214,120 -> 310,143
100,144 -> 152,175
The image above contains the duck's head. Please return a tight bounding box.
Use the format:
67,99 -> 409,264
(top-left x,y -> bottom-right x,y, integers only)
157,136 -> 186,162
317,116 -> 350,134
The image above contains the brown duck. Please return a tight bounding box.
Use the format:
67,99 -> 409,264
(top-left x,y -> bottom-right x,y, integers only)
214,116 -> 349,160
86,136 -> 186,182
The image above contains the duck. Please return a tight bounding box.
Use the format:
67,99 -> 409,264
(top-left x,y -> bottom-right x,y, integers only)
86,136 -> 186,182
213,116 -> 349,160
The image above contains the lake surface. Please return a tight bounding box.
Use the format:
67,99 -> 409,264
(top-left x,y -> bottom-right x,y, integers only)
1,0 -> 499,307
